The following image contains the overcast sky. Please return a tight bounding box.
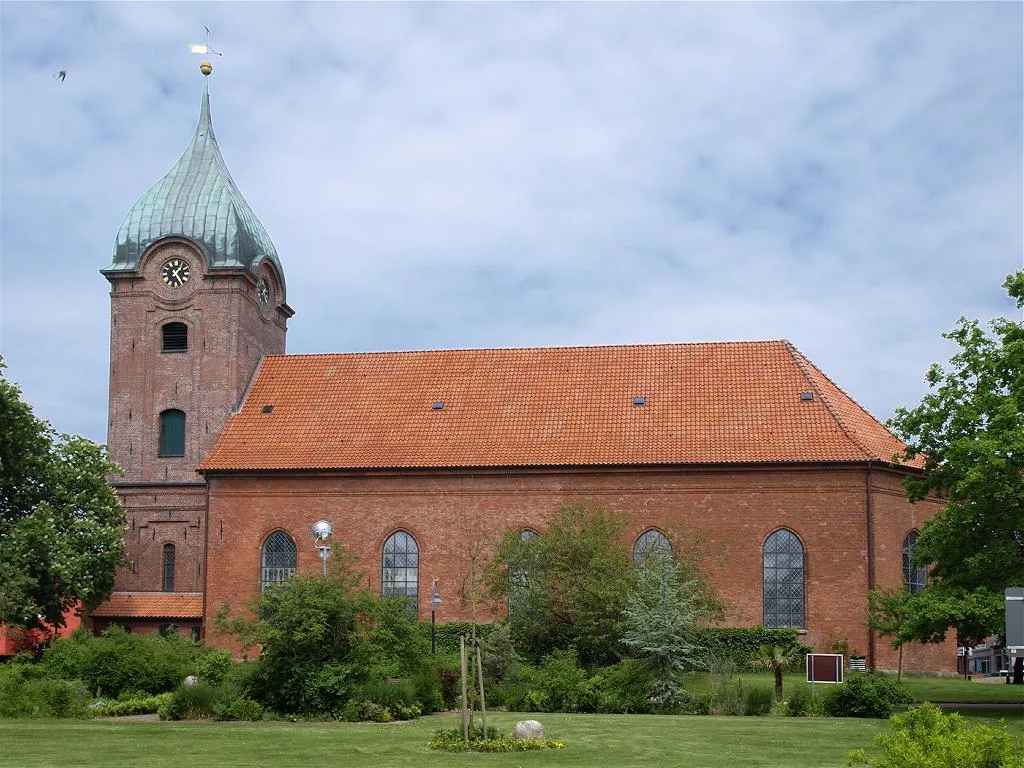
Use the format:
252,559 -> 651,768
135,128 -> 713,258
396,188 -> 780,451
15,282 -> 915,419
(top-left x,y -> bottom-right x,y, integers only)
1,2 -> 1021,446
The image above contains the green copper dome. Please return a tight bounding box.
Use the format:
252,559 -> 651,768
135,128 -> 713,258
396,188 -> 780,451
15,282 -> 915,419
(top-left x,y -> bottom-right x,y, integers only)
107,76 -> 283,284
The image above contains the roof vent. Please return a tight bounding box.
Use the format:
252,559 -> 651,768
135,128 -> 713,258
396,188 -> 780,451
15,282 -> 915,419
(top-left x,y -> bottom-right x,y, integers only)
633,396 -> 646,406
800,391 -> 814,402
432,401 -> 445,411
261,404 -> 274,413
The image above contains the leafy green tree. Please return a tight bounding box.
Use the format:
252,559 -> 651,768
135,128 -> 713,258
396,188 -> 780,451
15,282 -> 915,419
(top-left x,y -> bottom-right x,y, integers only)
0,362 -> 125,630
867,588 -> 916,683
888,271 -> 1024,682
216,550 -> 431,715
622,552 -> 708,708
487,502 -> 637,667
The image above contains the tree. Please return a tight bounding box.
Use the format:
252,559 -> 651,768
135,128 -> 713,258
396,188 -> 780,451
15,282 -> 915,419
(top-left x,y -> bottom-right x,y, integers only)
0,362 -> 125,631
215,551 -> 432,715
622,552 -> 708,708
487,502 -> 635,667
752,642 -> 803,701
887,271 -> 1024,682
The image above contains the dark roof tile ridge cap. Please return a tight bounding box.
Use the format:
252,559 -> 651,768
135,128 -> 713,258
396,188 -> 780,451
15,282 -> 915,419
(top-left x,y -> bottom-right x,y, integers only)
783,341 -> 900,463
267,339 -> 790,360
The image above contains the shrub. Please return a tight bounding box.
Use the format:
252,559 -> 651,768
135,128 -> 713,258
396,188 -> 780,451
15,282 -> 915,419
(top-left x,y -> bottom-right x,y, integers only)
193,649 -> 234,685
708,679 -> 745,716
428,726 -> 565,752
0,665 -> 90,718
849,703 -> 1024,768
503,650 -> 600,713
743,683 -> 774,716
595,658 -> 655,713
40,625 -> 195,697
822,672 -> 912,719
409,658 -> 449,713
785,683 -> 822,717
340,699 -> 392,722
693,627 -> 812,672
349,678 -> 422,719
90,692 -> 173,717
219,697 -> 263,722
162,681 -> 217,720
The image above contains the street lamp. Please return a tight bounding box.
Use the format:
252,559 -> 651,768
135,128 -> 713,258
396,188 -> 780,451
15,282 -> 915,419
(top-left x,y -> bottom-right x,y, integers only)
431,578 -> 443,655
312,520 -> 333,576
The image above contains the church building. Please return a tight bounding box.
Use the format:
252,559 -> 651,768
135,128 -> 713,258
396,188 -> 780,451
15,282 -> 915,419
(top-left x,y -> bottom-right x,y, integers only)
90,63 -> 954,674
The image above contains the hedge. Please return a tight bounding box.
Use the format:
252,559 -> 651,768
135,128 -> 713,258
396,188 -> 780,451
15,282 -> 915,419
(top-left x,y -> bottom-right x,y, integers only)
417,622 -> 494,655
693,627 -> 813,670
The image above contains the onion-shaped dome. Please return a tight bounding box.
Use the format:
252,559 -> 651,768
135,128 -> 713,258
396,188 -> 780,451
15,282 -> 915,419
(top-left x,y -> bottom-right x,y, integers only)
106,71 -> 283,285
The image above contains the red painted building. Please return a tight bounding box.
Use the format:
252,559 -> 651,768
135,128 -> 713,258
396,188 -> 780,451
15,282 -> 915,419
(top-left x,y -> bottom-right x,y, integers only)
90,64 -> 954,673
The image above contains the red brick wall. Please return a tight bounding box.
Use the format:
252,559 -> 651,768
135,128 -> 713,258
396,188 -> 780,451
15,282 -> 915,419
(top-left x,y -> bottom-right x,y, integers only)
203,463 -> 955,672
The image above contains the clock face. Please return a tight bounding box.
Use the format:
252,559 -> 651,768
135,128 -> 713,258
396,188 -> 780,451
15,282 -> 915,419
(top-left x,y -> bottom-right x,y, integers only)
160,258 -> 191,287
257,278 -> 270,308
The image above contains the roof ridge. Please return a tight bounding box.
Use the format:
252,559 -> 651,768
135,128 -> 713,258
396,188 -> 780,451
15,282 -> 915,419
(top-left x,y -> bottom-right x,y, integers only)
268,339 -> 790,360
784,341 -> 884,461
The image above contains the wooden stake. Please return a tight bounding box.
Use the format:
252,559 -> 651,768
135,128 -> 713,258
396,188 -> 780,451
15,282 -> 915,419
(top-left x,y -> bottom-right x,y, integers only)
460,634 -> 469,745
475,639 -> 487,738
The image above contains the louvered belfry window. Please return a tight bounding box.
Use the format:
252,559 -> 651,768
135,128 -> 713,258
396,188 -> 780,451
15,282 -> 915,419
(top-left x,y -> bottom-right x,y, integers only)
260,531 -> 296,592
763,528 -> 805,629
382,530 -> 419,612
162,543 -> 175,592
162,322 -> 188,352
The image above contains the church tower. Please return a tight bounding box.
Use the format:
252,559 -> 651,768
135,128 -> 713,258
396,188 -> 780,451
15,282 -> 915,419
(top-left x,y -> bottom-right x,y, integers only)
95,62 -> 291,630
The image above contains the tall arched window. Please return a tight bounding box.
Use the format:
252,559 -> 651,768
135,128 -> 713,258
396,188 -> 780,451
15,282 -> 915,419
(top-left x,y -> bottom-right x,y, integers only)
162,543 -> 175,591
260,531 -> 296,592
382,530 -> 419,610
161,322 -> 188,352
633,529 -> 671,566
763,528 -> 805,629
903,531 -> 926,594
159,409 -> 185,457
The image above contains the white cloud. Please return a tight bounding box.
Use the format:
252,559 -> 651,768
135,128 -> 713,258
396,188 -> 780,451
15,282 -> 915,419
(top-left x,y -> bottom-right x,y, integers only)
1,2 -> 1020,443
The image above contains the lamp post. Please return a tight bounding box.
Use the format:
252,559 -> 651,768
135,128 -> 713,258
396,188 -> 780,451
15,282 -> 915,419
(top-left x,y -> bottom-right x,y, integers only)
312,520 -> 333,576
431,578 -> 443,655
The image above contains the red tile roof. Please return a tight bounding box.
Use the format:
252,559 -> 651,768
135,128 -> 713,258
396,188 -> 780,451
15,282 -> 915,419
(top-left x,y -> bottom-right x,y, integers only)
90,592 -> 203,619
199,341 -> 916,472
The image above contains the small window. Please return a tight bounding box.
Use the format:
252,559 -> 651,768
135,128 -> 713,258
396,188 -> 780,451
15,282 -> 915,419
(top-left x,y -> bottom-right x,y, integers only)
161,322 -> 188,352
159,409 -> 185,457
763,528 -> 805,629
633,529 -> 671,566
382,530 -> 419,613
162,543 -> 175,592
260,531 -> 297,592
903,531 -> 926,594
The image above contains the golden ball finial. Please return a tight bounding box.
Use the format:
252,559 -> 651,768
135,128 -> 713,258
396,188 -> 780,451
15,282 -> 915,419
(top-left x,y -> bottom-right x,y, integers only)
200,59 -> 213,76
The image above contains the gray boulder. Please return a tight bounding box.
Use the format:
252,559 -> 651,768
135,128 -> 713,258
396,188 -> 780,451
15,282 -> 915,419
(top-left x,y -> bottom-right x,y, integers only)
183,675 -> 198,687
514,720 -> 545,740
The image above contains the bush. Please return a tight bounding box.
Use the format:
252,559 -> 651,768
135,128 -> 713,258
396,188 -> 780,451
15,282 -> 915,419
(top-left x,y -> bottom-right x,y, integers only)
409,657 -> 450,714
743,683 -> 774,716
350,678 -> 422,719
341,699 -> 392,722
162,681 -> 217,720
502,650 -> 600,713
595,658 -> 655,713
849,703 -> 1024,768
693,627 -> 811,672
785,683 -> 822,717
193,649 -> 234,685
428,726 -> 565,753
90,693 -> 172,717
0,665 -> 90,718
219,697 -> 263,722
40,626 -> 196,697
822,672 -> 912,719
708,679 -> 745,716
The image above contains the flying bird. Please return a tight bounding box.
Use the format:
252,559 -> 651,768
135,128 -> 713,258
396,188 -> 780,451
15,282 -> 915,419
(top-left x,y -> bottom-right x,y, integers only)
54,70 -> 66,83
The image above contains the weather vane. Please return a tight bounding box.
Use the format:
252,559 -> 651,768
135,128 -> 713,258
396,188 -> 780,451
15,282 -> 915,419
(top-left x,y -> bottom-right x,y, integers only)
188,25 -> 223,57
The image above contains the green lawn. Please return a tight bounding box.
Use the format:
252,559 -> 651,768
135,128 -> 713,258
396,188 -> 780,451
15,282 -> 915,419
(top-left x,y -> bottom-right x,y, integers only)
1,713 -> 886,768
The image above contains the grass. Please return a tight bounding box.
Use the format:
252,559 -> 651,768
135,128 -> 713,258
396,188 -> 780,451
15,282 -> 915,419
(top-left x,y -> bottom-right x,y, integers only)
687,671 -> 1024,704
1,712 -> 887,768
